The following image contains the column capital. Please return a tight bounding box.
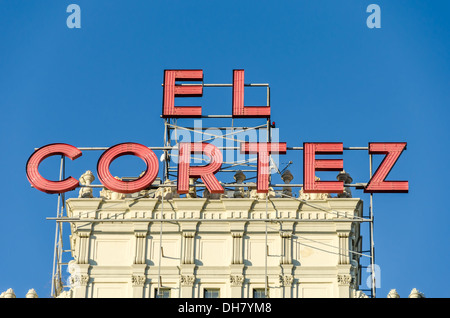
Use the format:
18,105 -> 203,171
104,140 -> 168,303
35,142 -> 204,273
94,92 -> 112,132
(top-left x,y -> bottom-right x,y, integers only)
131,275 -> 146,287
230,275 -> 245,287
180,275 -> 196,287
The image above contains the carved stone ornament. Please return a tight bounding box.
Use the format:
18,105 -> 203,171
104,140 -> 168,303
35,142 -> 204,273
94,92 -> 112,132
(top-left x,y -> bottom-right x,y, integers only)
203,188 -> 224,200
71,274 -> 89,287
353,290 -> 369,298
155,179 -> 179,200
0,288 -> 16,298
387,289 -> 400,298
56,290 -> 72,298
337,274 -> 353,286
100,177 -> 125,200
409,288 -> 425,298
131,275 -> 146,287
180,275 -> 195,287
25,288 -> 38,298
250,187 -> 276,199
279,275 -> 294,287
299,177 -> 330,200
230,275 -> 245,287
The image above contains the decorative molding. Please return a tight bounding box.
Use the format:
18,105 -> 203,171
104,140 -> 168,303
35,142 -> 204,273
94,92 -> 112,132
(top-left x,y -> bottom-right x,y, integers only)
134,231 -> 147,264
387,289 -> 400,298
338,232 -> 350,265
135,232 -> 147,238
337,274 -> 353,286
231,232 -> 243,264
180,275 -> 195,287
353,290 -> 369,298
76,232 -> 91,264
131,275 -> 146,287
409,288 -> 425,298
279,275 -> 293,287
71,274 -> 89,287
182,232 -> 196,264
230,275 -> 245,287
231,232 -> 243,238
280,231 -> 292,264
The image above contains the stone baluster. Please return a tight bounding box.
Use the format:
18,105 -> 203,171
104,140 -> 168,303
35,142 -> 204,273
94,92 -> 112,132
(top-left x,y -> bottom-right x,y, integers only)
78,170 -> 95,198
336,170 -> 353,198
281,170 -> 293,197
233,170 -> 246,198
187,178 -> 197,198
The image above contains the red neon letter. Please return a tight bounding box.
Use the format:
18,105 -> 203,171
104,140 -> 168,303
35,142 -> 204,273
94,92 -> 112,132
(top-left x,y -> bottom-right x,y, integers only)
177,143 -> 223,194
162,69 -> 203,118
364,142 -> 408,193
240,142 -> 287,193
232,69 -> 270,118
26,143 -> 82,194
97,143 -> 159,194
303,142 -> 344,193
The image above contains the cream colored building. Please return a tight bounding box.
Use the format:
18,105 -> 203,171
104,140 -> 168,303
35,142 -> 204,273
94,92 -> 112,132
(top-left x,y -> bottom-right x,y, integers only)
53,170 -> 372,299
1,170 -> 426,299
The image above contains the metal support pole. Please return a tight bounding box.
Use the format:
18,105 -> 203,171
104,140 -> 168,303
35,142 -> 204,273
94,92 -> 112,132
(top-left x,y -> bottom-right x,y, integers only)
163,118 -> 169,183
369,154 -> 376,298
265,195 -> 268,298
51,155 -> 64,298
157,197 -> 163,297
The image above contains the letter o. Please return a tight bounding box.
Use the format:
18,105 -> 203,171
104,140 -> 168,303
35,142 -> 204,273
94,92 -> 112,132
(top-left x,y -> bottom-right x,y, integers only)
97,142 -> 159,194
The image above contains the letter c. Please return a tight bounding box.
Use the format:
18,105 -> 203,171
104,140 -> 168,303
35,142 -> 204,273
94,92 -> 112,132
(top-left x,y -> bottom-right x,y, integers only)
26,143 -> 82,194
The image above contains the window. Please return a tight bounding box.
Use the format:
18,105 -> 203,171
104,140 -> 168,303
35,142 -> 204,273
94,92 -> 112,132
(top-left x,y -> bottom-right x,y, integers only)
204,288 -> 220,298
253,289 -> 266,298
155,288 -> 171,298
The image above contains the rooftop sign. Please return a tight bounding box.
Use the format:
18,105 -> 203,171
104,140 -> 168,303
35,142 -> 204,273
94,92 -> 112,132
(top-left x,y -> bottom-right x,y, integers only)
26,69 -> 408,195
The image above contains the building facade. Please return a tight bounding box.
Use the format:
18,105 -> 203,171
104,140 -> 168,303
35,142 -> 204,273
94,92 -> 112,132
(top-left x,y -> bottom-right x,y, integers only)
55,170 -> 368,298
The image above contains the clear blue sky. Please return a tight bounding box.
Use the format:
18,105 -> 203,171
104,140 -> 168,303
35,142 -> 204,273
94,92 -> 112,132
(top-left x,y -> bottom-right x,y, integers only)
0,0 -> 449,298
